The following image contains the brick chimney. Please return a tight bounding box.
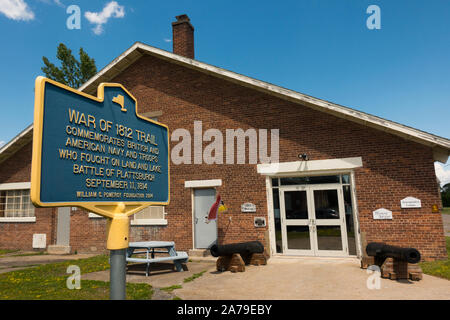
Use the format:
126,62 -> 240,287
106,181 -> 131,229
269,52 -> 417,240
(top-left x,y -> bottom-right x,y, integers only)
172,14 -> 194,59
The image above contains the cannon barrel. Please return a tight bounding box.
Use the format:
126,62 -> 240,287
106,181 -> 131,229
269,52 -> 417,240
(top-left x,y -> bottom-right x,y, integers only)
210,241 -> 264,257
366,242 -> 421,264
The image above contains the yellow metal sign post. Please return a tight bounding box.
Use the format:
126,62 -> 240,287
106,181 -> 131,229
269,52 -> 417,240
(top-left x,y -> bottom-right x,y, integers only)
31,77 -> 170,299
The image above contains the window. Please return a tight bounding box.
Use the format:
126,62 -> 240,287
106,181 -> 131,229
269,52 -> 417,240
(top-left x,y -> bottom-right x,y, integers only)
88,212 -> 104,218
0,189 -> 35,219
279,175 -> 340,185
131,206 -> 167,225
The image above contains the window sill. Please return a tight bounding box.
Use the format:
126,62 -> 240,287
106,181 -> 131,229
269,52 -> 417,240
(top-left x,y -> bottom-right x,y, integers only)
88,212 -> 105,219
0,217 -> 36,223
130,219 -> 168,226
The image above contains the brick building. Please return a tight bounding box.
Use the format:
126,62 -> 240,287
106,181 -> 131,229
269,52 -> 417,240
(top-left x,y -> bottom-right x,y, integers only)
0,15 -> 449,260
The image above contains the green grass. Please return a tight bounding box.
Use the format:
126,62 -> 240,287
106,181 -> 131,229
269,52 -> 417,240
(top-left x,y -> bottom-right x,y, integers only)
0,249 -> 20,256
183,270 -> 206,283
0,255 -> 153,300
419,237 -> 450,280
11,251 -> 48,257
442,207 -> 450,215
160,284 -> 182,293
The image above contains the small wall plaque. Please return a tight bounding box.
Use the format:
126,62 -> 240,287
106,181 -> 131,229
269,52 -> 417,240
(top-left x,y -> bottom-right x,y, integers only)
373,208 -> 393,220
254,217 -> 266,228
401,197 -> 421,208
241,202 -> 256,212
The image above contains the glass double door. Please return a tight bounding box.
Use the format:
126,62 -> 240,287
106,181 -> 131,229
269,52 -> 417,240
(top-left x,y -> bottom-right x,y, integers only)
279,185 -> 349,256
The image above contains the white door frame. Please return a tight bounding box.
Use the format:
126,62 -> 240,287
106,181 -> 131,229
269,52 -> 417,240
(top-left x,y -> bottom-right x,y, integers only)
266,170 -> 362,258
185,180 -> 222,250
279,185 -> 314,256
308,184 -> 348,257
190,187 -> 219,250
279,184 -> 349,257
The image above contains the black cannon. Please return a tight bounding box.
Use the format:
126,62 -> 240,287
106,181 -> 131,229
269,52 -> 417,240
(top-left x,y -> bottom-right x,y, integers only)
366,242 -> 421,264
210,241 -> 264,257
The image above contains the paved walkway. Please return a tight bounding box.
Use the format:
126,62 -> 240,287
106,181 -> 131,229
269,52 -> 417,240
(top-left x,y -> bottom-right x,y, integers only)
174,257 -> 449,300
2,253 -> 449,299
84,256 -> 450,300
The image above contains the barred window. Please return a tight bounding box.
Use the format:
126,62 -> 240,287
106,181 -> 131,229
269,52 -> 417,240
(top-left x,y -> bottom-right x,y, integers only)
131,206 -> 167,225
88,206 -> 167,224
134,206 -> 165,220
0,189 -> 35,218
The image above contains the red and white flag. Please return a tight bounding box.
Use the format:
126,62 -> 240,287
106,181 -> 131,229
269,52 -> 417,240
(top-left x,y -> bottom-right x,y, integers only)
207,194 -> 221,221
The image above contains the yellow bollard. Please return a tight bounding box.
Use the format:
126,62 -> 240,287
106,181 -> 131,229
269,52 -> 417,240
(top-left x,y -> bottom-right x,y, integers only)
106,203 -> 130,250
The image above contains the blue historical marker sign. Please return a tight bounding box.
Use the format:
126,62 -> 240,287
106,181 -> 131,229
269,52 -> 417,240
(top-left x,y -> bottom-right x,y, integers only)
31,77 -> 170,208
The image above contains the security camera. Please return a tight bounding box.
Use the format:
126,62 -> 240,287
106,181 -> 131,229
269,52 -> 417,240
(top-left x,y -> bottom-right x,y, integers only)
298,153 -> 309,161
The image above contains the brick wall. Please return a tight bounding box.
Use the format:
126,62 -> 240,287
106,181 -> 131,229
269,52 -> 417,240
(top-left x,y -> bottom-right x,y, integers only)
0,142 -> 55,250
69,209 -> 107,253
0,54 -> 447,260
109,54 -> 447,260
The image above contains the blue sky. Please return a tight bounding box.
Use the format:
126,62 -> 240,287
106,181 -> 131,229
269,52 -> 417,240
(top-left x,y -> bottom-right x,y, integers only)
0,0 -> 449,182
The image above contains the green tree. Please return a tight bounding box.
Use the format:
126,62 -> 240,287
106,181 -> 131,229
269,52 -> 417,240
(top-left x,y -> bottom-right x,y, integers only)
42,43 -> 97,89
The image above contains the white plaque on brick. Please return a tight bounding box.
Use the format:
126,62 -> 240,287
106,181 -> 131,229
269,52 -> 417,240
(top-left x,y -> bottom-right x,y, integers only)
400,197 -> 421,208
373,208 -> 392,220
241,202 -> 256,212
32,234 -> 47,249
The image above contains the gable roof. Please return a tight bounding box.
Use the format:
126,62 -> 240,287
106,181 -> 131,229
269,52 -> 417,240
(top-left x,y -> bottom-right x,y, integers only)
79,42 -> 450,162
1,41 -> 450,164
0,124 -> 33,165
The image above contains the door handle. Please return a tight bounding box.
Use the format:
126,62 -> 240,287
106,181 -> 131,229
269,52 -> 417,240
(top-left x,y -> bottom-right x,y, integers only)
195,217 -> 198,224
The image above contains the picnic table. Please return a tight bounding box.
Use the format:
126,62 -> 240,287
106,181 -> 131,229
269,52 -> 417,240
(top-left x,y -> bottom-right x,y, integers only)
126,241 -> 188,276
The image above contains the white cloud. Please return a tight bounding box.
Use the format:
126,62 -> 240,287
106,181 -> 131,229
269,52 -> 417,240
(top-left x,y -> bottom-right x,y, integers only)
37,0 -> 63,6
0,140 -> 5,148
164,38 -> 172,43
0,0 -> 35,21
53,0 -> 63,7
84,1 -> 124,35
435,162 -> 450,186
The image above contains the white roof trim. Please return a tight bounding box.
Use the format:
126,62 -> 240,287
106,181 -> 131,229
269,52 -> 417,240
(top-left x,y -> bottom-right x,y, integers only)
3,42 -> 449,164
78,42 -> 450,160
0,124 -> 33,156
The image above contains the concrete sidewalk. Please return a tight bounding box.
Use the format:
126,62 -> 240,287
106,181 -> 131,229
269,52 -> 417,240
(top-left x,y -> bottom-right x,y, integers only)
84,256 -> 449,300
174,257 -> 450,300
83,259 -> 216,299
2,252 -> 448,299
